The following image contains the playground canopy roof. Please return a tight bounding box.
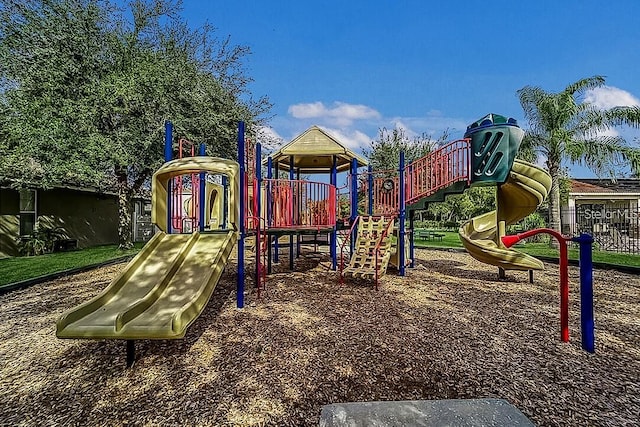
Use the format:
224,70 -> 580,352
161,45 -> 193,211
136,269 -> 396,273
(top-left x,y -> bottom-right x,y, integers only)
267,125 -> 368,173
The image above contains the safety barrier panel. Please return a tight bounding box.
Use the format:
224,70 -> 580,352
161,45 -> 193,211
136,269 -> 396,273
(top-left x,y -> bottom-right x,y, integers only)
359,139 -> 471,215
406,139 -> 470,204
263,179 -> 337,228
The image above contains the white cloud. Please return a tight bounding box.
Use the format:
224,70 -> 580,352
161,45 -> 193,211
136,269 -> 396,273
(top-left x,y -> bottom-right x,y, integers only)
584,86 -> 640,109
288,102 -> 327,119
256,126 -> 283,142
389,111 -> 470,139
275,101 -> 472,151
388,119 -> 416,137
582,86 -> 640,140
322,127 -> 372,150
288,101 -> 381,127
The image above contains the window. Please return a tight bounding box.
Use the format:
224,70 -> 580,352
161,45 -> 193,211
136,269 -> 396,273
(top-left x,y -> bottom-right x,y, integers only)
19,189 -> 37,236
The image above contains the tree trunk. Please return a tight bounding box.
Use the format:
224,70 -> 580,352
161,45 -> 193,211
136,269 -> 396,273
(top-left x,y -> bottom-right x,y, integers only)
547,163 -> 562,248
116,170 -> 134,250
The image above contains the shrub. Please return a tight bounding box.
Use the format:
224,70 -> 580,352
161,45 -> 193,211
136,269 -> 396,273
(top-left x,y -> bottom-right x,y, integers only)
16,224 -> 67,256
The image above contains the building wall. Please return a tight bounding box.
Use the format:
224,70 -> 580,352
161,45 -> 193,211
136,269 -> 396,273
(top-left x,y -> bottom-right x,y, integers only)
0,188 -> 20,258
37,188 -> 119,249
0,187 -> 120,257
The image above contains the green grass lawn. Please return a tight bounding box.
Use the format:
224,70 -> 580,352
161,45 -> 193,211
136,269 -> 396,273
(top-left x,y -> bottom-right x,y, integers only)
413,230 -> 463,248
413,229 -> 640,268
0,243 -> 143,287
1,229 -> 637,289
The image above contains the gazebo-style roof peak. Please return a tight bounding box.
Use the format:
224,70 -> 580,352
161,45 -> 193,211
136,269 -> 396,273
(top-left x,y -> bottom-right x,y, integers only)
267,125 -> 368,173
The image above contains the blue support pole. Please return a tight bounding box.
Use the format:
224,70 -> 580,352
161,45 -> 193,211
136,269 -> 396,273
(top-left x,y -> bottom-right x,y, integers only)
367,165 -> 373,216
256,143 -> 262,220
164,121 -> 173,162
164,121 -> 173,234
289,157 -> 295,270
330,155 -> 337,270
574,233 -> 595,353
237,121 -> 245,309
199,143 -> 206,232
350,158 -> 358,256
399,151 -> 406,276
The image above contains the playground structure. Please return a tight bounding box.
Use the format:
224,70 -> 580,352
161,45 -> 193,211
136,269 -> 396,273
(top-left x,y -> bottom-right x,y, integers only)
56,114 -> 596,366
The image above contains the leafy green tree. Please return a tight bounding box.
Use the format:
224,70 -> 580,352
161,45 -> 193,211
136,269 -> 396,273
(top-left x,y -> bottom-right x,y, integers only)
363,127 -> 447,174
425,186 -> 495,226
363,127 -> 497,222
517,76 -> 640,235
0,0 -> 270,248
0,0 -> 110,188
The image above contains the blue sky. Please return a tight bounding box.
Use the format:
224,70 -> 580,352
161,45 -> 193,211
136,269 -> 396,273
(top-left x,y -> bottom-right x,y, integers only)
181,0 -> 640,177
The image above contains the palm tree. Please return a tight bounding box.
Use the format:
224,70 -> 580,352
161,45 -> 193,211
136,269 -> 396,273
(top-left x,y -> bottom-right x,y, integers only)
517,76 -> 640,237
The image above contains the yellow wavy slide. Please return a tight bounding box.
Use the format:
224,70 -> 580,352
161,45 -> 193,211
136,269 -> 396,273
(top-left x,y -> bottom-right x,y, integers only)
459,159 -> 552,271
57,230 -> 236,340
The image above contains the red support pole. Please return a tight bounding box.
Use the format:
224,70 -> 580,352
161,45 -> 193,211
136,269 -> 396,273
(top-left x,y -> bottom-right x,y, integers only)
502,228 -> 570,342
559,239 -> 570,342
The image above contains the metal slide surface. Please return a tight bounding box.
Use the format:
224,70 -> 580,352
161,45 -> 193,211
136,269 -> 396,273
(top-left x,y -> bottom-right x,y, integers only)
459,159 -> 552,271
57,231 -> 236,339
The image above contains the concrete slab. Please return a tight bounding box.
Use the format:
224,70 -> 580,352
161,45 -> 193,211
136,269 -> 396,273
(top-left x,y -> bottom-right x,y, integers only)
319,398 -> 534,427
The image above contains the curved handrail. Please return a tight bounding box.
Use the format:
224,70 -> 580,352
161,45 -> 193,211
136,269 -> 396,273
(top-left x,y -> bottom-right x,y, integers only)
501,227 -> 571,343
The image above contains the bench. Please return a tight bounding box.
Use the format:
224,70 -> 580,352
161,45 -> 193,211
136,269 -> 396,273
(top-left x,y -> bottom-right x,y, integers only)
53,238 -> 78,252
415,230 -> 444,242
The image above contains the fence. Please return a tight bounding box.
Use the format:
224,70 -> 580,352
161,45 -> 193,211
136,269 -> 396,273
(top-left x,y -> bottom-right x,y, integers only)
561,204 -> 640,254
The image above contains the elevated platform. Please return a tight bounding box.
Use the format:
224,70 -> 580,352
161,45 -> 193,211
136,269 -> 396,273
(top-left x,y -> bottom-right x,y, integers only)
263,226 -> 335,237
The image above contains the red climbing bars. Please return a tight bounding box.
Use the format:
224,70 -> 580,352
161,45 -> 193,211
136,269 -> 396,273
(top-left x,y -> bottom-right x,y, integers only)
171,138 -> 201,232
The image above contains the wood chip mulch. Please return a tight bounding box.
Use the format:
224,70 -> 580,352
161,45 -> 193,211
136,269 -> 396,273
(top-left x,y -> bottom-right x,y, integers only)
0,248 -> 638,426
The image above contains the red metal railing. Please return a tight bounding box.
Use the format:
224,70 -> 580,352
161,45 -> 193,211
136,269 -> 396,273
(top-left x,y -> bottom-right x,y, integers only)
406,139 -> 470,204
358,139 -> 471,215
244,137 -> 257,231
336,181 -> 351,222
263,179 -> 336,229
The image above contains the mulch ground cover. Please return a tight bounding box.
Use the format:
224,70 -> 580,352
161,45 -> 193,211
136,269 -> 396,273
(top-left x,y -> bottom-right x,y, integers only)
1,248 -> 638,426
